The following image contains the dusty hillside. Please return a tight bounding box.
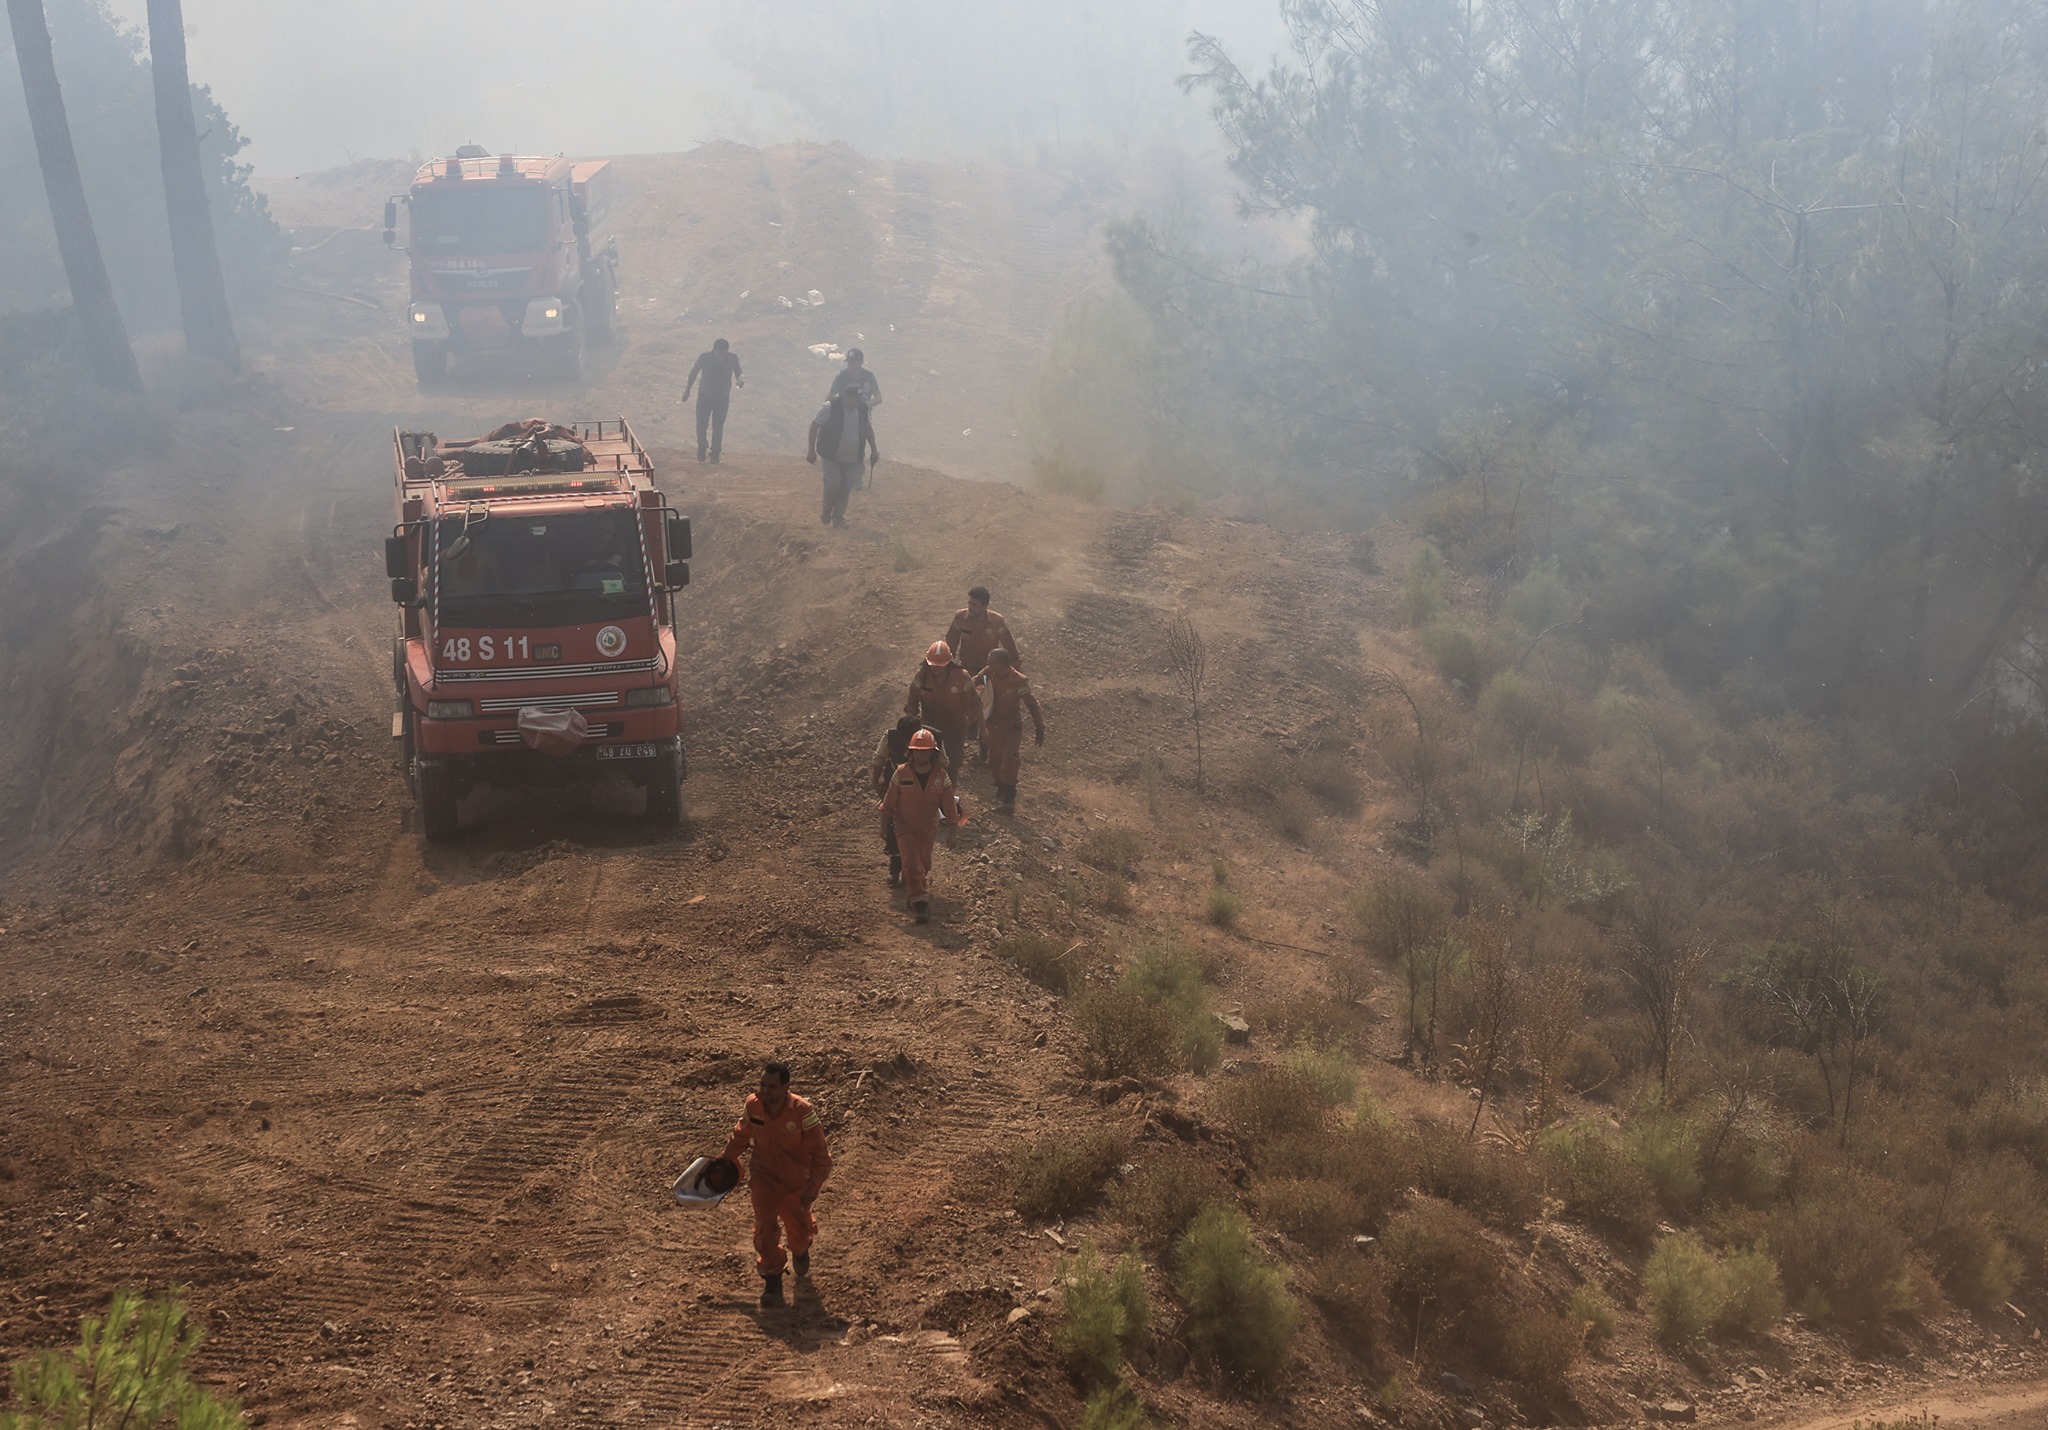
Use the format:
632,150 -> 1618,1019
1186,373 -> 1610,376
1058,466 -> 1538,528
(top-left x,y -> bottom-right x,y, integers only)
255,141 -> 1122,482
2,140 -> 2046,1430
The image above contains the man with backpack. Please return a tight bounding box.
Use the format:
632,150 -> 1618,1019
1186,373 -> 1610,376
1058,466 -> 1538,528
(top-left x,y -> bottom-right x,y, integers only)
869,714 -> 939,886
903,640 -> 980,778
807,387 -> 879,527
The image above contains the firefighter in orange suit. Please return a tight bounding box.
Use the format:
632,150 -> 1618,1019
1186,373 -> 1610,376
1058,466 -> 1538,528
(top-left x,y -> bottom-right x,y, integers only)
719,1060 -> 833,1307
979,647 -> 1044,813
904,640 -> 980,777
879,727 -> 965,924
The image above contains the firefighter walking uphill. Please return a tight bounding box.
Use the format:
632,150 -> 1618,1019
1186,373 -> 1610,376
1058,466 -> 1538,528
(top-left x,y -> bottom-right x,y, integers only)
879,728 -> 966,924
718,1061 -> 833,1307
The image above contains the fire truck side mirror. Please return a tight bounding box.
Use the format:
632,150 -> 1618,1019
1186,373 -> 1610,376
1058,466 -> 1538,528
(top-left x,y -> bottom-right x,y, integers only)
665,562 -> 689,590
666,515 -> 692,560
382,200 -> 398,246
385,534 -> 408,578
390,576 -> 418,605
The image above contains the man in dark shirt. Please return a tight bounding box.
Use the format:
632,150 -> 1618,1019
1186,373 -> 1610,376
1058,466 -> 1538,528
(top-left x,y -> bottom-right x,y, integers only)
828,347 -> 881,407
683,338 -> 744,463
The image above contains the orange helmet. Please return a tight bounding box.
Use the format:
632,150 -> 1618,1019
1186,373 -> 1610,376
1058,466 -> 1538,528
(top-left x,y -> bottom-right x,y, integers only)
909,729 -> 939,750
925,640 -> 953,666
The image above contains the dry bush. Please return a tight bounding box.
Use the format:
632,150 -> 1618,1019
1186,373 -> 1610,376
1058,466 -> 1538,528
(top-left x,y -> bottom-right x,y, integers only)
1411,1117 -> 1540,1229
1115,1150 -> 1234,1253
1075,986 -> 1179,1078
1257,1176 -> 1364,1251
1502,1310 -> 1581,1395
1298,751 -> 1365,815
1079,827 -> 1144,874
1379,1198 -> 1505,1360
1769,1163 -> 1921,1324
1012,1127 -> 1130,1221
1567,1283 -> 1617,1352
1536,1119 -> 1659,1249
1307,1251 -> 1391,1363
1213,1066 -> 1328,1146
1263,1117 -> 1414,1231
996,932 -> 1084,994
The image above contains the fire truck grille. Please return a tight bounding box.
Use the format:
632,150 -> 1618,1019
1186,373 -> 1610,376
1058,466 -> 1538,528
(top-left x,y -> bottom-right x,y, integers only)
435,658 -> 659,683
476,692 -> 621,714
479,722 -> 625,747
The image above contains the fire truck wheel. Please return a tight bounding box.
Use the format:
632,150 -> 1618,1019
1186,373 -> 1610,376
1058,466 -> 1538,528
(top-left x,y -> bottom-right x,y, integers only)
647,748 -> 682,826
412,341 -> 447,385
417,759 -> 461,839
586,267 -> 616,341
554,320 -> 586,382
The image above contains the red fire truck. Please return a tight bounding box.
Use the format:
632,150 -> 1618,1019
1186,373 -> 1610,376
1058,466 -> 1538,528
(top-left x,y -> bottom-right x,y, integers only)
384,146 -> 619,384
386,418 -> 687,838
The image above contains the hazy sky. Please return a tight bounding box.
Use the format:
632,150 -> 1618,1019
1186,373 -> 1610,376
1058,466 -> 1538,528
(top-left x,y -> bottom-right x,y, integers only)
99,0 -> 1289,177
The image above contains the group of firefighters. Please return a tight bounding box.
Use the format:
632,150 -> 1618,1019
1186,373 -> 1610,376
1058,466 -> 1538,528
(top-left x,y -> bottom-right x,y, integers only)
675,351 -> 1050,1304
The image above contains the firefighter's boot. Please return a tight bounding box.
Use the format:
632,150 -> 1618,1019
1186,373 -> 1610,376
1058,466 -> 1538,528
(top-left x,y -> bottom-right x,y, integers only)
912,897 -> 930,925
793,1249 -> 810,1278
888,855 -> 903,887
997,784 -> 1016,814
760,1273 -> 785,1307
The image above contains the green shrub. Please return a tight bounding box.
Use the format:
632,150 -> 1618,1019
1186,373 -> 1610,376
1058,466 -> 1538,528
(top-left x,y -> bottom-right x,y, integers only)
1566,1283 -> 1617,1352
1715,1245 -> 1785,1335
1256,1177 -> 1364,1251
1269,781 -> 1319,841
1173,1205 -> 1299,1387
1933,1214 -> 2024,1314
1626,1110 -> 1704,1215
1536,1119 -> 1659,1248
1012,1128 -> 1129,1221
1080,827 -> 1144,874
1285,1039 -> 1358,1108
1115,1152 -> 1233,1252
1424,618 -> 1487,692
1645,1231 -> 1721,1347
1056,1242 -> 1150,1388
996,932 -> 1082,994
1077,1383 -> 1150,1430
0,1289 -> 246,1430
1126,942 -> 1221,1073
1643,1230 -> 1784,1346
1403,542 -> 1449,626
1205,886 -> 1243,929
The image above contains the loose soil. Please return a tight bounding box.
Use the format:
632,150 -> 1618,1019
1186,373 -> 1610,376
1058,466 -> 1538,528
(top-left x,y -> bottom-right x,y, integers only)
0,142 -> 2042,1429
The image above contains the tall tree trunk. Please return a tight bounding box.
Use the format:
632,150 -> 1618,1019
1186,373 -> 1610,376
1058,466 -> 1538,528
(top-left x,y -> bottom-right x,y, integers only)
146,0 -> 238,369
6,0 -> 143,392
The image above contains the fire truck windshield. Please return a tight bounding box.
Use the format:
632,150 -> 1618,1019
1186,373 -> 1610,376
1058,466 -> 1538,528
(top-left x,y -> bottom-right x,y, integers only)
435,510 -> 649,628
412,185 -> 549,255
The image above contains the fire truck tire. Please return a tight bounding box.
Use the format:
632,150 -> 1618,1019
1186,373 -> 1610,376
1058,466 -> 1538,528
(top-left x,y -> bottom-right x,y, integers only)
417,759 -> 461,839
412,341 -> 447,385
586,266 -> 616,341
647,747 -> 683,826
554,321 -> 586,382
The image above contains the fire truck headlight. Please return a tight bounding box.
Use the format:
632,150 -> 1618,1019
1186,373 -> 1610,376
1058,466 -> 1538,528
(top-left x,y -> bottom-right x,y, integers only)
543,304 -> 561,320
426,699 -> 475,719
625,686 -> 675,708
412,310 -> 427,324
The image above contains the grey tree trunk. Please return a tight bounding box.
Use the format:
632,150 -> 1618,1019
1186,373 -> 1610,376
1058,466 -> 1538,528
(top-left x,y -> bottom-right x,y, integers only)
146,0 -> 238,369
5,0 -> 143,392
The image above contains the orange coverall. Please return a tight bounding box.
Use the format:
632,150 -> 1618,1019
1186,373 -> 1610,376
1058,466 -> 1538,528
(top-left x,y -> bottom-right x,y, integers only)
944,607 -> 1021,675
879,759 -> 964,901
720,1091 -> 833,1277
904,663 -> 981,775
982,665 -> 1045,785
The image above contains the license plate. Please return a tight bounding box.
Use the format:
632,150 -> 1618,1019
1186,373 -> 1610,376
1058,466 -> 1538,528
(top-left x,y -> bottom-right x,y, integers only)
596,742 -> 659,761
